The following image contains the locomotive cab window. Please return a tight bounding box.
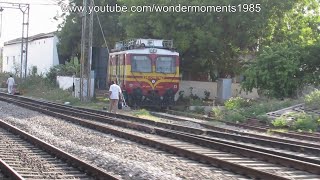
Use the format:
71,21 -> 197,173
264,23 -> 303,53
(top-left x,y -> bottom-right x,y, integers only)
131,55 -> 152,72
156,56 -> 176,73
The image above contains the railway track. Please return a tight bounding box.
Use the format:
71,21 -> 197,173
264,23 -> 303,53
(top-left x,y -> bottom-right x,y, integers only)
165,109 -> 320,142
150,112 -> 320,149
0,93 -> 320,179
0,119 -> 118,180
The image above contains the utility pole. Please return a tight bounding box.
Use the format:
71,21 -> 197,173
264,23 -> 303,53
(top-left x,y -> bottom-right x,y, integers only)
20,4 -> 30,78
0,3 -> 29,78
80,0 -> 93,101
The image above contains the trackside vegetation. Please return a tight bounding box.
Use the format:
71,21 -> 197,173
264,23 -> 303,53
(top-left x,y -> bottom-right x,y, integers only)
210,97 -> 300,124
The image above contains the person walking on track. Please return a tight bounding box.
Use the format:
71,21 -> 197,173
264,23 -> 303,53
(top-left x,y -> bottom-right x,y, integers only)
108,80 -> 122,114
6,75 -> 15,95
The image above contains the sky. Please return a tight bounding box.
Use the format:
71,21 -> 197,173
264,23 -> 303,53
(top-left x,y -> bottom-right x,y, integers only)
0,0 -> 64,45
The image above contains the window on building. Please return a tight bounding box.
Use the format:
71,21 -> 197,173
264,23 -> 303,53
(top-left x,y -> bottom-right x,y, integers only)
13,56 -> 15,64
131,55 -> 152,72
6,56 -> 9,65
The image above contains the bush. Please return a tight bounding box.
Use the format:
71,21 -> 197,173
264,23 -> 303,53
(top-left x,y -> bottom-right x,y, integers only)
224,97 -> 250,110
193,106 -> 205,114
240,99 -> 299,118
272,117 -> 288,128
0,72 -> 11,88
204,90 -> 210,100
45,66 -> 59,86
225,111 -> 246,123
291,113 -> 319,131
190,98 -> 204,106
272,112 -> 319,131
211,106 -> 224,120
256,114 -> 271,123
304,89 -> 320,109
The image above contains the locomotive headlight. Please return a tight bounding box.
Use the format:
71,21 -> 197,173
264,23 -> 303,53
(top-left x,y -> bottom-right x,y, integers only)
173,85 -> 177,88
151,80 -> 156,84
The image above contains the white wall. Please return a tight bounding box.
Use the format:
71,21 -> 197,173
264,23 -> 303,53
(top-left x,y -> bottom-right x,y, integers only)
57,76 -> 74,90
2,43 -> 18,74
177,80 -> 259,100
57,76 -> 94,98
2,36 -> 59,76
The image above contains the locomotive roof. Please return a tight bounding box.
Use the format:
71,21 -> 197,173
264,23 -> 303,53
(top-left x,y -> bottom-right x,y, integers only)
109,48 -> 179,56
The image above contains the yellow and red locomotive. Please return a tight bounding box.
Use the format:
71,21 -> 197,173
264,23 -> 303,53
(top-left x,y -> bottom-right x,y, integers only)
108,39 -> 179,108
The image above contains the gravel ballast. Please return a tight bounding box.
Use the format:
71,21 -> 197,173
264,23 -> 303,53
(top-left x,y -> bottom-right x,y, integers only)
0,101 -> 241,180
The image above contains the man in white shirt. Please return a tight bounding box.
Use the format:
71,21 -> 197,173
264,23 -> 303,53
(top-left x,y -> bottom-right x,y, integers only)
108,80 -> 122,113
6,75 -> 15,95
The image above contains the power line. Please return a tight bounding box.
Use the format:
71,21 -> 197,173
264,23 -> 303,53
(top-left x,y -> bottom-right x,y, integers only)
91,0 -> 109,54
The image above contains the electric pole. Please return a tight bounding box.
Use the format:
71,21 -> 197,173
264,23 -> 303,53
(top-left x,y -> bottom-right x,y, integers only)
20,4 -> 30,79
0,3 -> 29,78
80,0 -> 93,101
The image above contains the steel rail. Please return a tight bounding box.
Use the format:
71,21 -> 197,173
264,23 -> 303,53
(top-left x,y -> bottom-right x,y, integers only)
0,119 -> 119,180
0,95 -> 319,179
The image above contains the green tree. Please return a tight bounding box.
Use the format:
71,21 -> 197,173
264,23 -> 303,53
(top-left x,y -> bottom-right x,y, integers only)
57,0 -> 125,63
119,0 -> 313,78
57,0 -> 319,82
241,0 -> 320,98
241,43 -> 303,98
241,42 -> 320,98
262,0 -> 320,46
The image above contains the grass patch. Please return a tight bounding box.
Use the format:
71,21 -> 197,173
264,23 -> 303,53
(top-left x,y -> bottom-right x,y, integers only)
133,109 -> 150,116
206,120 -> 225,127
268,129 -> 289,134
132,109 -> 162,122
209,98 -> 301,124
0,73 -> 108,110
74,100 -> 107,110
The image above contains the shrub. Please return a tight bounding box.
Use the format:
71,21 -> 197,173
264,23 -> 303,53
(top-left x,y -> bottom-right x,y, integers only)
256,114 -> 271,123
240,99 -> 300,118
204,90 -> 210,100
193,106 -> 205,114
211,106 -> 224,120
304,89 -> 320,109
225,111 -> 246,123
45,66 -> 59,86
272,117 -> 288,128
224,97 -> 250,110
177,91 -> 184,101
189,87 -> 200,100
190,98 -> 204,106
291,113 -> 319,131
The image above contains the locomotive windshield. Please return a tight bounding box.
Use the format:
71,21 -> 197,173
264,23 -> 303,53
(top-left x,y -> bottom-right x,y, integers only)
131,55 -> 152,72
156,56 -> 176,73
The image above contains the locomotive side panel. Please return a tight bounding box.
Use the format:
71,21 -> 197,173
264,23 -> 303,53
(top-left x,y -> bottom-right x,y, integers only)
108,54 -> 126,87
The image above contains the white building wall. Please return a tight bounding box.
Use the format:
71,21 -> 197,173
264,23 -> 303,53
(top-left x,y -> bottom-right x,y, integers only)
2,36 -> 59,76
176,80 -> 259,100
2,43 -> 20,74
56,76 -> 94,98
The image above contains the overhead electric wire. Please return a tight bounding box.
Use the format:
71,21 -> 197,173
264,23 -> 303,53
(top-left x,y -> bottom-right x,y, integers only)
91,0 -> 109,54
0,1 -> 57,6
